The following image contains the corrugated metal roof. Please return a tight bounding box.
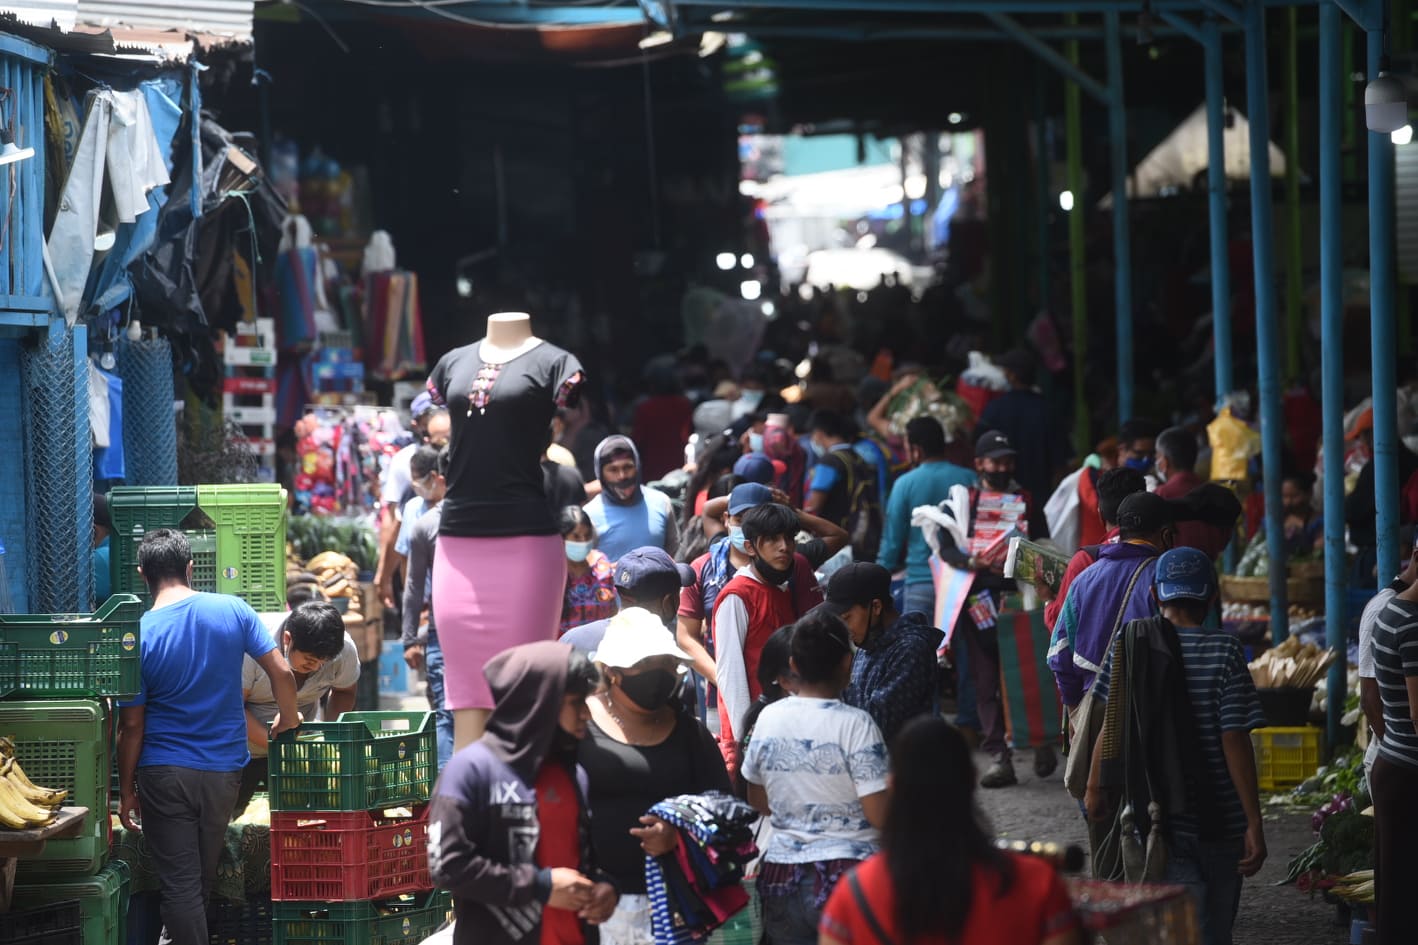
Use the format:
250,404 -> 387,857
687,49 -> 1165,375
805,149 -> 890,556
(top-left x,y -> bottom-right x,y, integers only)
74,0 -> 251,40
1,0 -> 78,32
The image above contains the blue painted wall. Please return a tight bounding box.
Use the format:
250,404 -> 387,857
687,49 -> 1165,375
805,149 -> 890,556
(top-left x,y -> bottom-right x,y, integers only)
0,339 -> 27,613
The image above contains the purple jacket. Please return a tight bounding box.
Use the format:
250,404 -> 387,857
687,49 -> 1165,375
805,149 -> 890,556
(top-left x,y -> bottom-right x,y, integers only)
1047,542 -> 1161,708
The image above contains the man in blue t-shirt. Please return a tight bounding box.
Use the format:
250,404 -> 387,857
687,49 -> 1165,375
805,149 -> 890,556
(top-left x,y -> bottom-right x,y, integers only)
118,529 -> 299,945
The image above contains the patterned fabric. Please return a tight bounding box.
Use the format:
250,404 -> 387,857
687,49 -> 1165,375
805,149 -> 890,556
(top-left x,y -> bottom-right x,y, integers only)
645,793 -> 759,945
758,859 -> 857,909
739,698 -> 886,865
561,550 -> 619,634
842,612 -> 943,743
1092,621 -> 1264,839
113,817 -> 270,902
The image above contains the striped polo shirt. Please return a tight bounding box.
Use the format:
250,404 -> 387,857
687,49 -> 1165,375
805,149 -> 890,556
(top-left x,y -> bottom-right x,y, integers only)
1093,620 -> 1265,840
1373,598 -> 1418,770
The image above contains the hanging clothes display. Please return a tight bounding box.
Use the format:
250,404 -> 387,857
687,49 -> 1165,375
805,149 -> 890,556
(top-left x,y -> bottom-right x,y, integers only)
365,270 -> 427,381
92,366 -> 126,482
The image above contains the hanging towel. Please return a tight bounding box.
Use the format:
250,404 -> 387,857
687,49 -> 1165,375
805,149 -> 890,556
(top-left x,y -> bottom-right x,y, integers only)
93,368 -> 125,481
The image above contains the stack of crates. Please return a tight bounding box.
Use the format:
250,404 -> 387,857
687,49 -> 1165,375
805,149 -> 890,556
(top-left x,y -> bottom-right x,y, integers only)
1252,726 -> 1326,792
222,318 -> 278,482
267,712 -> 451,945
108,484 -> 287,612
0,593 -> 144,945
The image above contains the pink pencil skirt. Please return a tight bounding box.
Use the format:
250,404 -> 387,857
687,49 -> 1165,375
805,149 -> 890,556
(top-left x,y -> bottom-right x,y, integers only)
432,533 -> 567,710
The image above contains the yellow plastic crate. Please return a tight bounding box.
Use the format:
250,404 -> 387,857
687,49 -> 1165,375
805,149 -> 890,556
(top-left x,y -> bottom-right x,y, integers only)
1252,726 -> 1323,791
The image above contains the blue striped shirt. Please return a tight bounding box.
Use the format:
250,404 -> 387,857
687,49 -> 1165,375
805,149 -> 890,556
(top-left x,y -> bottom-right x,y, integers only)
1373,598 -> 1418,770
1093,621 -> 1264,840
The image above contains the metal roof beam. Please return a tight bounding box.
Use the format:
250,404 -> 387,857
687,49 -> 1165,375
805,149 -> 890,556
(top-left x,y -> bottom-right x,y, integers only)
1333,0 -> 1382,30
982,10 -> 1112,103
1197,0 -> 1243,24
671,0 -> 1313,12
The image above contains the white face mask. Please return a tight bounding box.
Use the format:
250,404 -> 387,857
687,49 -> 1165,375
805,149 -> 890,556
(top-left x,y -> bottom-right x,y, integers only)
565,539 -> 594,563
739,389 -> 765,410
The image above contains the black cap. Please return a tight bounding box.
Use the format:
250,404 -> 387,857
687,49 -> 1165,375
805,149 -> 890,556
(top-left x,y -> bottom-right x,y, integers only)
93,493 -> 111,530
1116,491 -> 1174,535
820,562 -> 893,615
614,547 -> 696,599
975,430 -> 1017,460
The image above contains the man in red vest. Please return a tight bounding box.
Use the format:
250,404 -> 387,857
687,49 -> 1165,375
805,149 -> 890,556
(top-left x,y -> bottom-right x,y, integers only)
713,503 -> 818,775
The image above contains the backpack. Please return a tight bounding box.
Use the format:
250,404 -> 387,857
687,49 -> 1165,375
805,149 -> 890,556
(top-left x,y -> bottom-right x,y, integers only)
839,449 -> 883,562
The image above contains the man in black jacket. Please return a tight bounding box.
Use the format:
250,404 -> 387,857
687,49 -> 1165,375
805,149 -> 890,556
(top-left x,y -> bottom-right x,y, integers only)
429,641 -> 618,945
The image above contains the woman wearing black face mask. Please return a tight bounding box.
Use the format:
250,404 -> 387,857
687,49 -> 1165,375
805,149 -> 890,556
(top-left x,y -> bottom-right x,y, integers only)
578,609 -> 733,945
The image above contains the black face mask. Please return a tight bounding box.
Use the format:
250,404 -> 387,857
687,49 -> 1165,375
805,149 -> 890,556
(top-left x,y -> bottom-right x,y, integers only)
551,727 -> 582,758
618,669 -> 680,711
752,554 -> 795,586
983,472 -> 1012,491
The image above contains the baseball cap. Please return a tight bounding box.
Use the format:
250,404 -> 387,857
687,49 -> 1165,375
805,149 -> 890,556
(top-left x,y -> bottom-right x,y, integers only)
733,454 -> 775,485
410,391 -> 434,419
975,430 -> 1017,460
614,547 -> 695,599
594,608 -> 693,669
1154,547 -> 1218,602
1115,491 -> 1174,534
728,483 -> 774,516
819,562 -> 893,615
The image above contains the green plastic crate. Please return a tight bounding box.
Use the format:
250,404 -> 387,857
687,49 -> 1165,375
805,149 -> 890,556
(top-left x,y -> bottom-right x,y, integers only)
12,860 -> 130,945
273,891 -> 451,945
198,484 -> 287,611
268,712 -> 434,812
108,486 -> 199,607
108,485 -> 286,612
0,596 -> 142,699
0,699 -> 110,880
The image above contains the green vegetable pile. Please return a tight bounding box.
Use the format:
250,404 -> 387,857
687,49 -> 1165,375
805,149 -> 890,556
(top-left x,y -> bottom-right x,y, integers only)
287,515 -> 379,574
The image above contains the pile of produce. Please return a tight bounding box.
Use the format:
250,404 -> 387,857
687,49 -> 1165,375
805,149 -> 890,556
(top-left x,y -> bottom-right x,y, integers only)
0,737 -> 66,828
1249,638 -> 1339,689
286,515 -> 378,574
287,552 -> 372,636
1284,750 -> 1374,897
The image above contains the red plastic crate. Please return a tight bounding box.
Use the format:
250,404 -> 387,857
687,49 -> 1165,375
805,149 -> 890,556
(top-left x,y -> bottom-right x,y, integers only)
270,806 -> 431,902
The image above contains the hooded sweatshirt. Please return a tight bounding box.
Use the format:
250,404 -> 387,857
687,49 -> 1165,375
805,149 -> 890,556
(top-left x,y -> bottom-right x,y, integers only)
843,611 -> 945,743
429,641 -> 610,945
584,435 -> 678,562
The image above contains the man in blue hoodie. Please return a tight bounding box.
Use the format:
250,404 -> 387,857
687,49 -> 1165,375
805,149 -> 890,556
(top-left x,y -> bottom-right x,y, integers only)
585,435 -> 679,563
826,562 -> 944,743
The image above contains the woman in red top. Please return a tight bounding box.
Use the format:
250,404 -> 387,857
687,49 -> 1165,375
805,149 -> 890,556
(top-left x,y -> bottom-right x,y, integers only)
819,718 -> 1081,945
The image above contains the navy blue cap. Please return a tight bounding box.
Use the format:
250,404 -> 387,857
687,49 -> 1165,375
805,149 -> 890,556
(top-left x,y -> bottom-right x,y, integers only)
733,453 -> 775,485
728,483 -> 774,516
614,547 -> 695,598
1154,547 -> 1217,602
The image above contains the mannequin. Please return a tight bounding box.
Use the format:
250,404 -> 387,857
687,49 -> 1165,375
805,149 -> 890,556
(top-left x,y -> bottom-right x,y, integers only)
427,313 -> 586,750
481,312 -> 543,363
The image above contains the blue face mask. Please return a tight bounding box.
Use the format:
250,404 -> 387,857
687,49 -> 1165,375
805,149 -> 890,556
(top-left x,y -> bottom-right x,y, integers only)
739,389 -> 765,410
565,539 -> 594,563
748,432 -> 764,453
810,440 -> 826,459
728,526 -> 748,553
1123,456 -> 1154,474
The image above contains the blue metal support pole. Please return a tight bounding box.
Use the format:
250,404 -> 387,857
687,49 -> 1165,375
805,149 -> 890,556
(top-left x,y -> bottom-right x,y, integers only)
1105,11 -> 1134,423
1205,16 -> 1234,404
1320,0 -> 1347,749
1245,0 -> 1289,640
1368,27 -> 1401,584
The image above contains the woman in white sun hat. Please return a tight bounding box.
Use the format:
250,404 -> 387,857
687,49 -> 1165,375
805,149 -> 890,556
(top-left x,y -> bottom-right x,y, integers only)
577,608 -> 733,945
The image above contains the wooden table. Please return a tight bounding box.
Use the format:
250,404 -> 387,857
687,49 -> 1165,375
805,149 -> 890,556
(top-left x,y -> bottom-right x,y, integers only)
0,807 -> 89,912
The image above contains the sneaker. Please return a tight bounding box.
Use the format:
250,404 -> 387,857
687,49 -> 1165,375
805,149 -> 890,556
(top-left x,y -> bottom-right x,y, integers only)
1034,744 -> 1058,778
980,759 -> 1017,788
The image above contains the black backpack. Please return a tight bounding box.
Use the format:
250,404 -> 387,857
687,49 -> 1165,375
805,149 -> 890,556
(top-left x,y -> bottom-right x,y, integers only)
839,449 -> 883,562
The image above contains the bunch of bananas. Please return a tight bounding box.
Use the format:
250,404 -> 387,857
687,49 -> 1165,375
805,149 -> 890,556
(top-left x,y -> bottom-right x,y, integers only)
0,737 -> 66,829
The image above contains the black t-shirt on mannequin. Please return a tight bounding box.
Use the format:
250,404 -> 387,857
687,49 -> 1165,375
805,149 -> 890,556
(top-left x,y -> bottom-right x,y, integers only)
427,341 -> 585,537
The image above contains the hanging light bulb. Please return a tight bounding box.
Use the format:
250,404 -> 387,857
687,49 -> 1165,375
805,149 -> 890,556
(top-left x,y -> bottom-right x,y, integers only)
99,344 -> 116,370
126,319 -> 143,342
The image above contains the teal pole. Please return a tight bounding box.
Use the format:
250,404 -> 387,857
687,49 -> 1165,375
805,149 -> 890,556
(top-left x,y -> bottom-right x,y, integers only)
1205,17 -> 1233,404
1320,0 -> 1347,748
1105,11 -> 1133,423
1245,0 -> 1289,641
1368,27 -> 1401,583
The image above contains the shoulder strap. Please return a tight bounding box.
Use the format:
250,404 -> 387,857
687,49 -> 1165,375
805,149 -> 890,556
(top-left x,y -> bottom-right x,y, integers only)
847,869 -> 897,945
1105,559 -> 1152,655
